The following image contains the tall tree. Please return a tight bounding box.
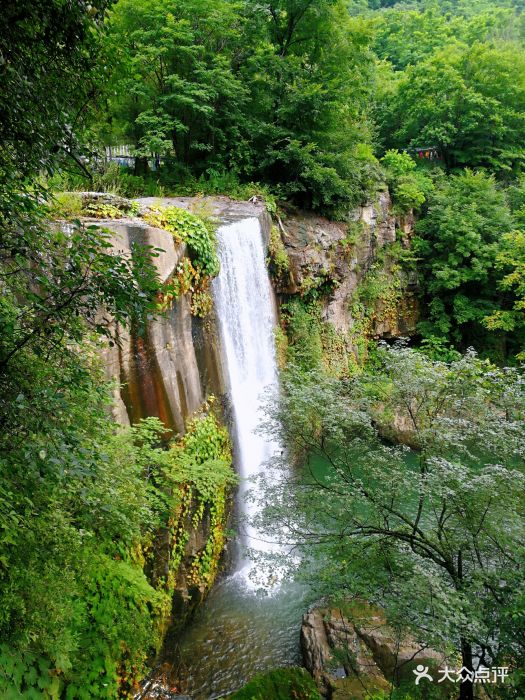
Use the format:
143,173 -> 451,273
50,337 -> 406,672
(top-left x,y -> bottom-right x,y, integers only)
258,346 -> 525,699
104,0 -> 248,173
413,170 -> 514,353
0,2 -> 167,694
104,0 -> 379,214
0,0 -> 114,189
380,41 -> 525,173
240,0 -> 378,213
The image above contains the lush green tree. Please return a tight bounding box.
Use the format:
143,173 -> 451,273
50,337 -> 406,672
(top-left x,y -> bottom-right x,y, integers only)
379,41 -> 525,173
484,230 -> 525,357
104,0 -> 248,174
237,0 -> 379,213
0,398 -> 170,697
0,0 -> 117,198
506,175 -> 525,228
380,149 -> 434,212
103,0 -> 379,215
372,4 -> 523,71
412,170 -> 514,353
0,2 -> 181,695
258,346 -> 525,700
368,2 -> 525,358
373,5 -> 457,68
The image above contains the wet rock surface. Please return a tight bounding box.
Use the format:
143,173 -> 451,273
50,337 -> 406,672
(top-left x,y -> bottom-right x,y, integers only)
301,602 -> 448,699
97,196 -> 271,432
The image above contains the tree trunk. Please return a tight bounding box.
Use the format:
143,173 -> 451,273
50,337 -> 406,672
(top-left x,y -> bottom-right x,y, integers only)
459,639 -> 474,700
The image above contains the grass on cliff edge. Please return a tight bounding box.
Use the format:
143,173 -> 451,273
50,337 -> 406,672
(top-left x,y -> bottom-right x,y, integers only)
228,668 -> 321,700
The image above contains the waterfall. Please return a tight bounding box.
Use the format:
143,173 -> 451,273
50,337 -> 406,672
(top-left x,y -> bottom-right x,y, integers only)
137,217 -> 302,700
212,217 -> 280,585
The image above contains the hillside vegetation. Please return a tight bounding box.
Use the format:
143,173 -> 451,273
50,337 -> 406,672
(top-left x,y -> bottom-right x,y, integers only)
0,0 -> 524,698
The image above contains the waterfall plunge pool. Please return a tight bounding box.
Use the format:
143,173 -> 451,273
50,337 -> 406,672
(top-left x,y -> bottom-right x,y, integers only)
142,575 -> 311,699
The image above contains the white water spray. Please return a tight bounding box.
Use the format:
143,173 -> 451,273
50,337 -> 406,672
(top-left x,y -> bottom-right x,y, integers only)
212,217 -> 281,586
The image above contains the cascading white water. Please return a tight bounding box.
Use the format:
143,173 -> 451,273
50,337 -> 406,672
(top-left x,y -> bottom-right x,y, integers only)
139,217 -> 305,699
212,217 -> 281,585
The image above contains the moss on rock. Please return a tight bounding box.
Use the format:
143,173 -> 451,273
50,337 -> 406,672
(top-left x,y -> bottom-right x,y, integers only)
229,667 -> 321,700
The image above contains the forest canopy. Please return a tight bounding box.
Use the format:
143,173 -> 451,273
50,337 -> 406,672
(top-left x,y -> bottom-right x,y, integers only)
1,0 -> 525,698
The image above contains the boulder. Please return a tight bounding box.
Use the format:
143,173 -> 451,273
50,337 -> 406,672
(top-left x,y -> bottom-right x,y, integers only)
352,605 -> 446,684
301,607 -> 391,699
301,602 -> 449,699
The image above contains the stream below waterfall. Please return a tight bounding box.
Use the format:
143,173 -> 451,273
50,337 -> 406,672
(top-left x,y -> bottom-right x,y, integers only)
157,576 -> 312,699
139,217 -> 312,699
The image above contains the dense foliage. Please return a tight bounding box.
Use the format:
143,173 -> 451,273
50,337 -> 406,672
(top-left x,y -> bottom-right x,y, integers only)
99,0 -> 379,215
0,0 -> 114,184
259,346 -> 525,699
2,0 -> 525,697
0,2 -> 233,696
0,400 -> 233,697
53,0 -> 524,360
145,205 -> 220,317
413,171 -> 514,352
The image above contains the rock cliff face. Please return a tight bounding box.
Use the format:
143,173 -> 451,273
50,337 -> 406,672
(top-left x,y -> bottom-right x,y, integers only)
101,220 -> 203,430
85,191 -> 417,651
275,191 -> 418,345
100,196 -> 271,431
91,195 -> 271,630
90,192 -> 416,627
301,603 -> 447,699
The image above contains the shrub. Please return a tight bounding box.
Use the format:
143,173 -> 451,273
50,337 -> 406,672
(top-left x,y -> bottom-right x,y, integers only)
381,149 -> 416,178
45,192 -> 83,220
381,150 -> 433,214
146,206 -> 219,277
146,206 -> 220,318
229,668 -> 321,700
267,226 -> 290,283
393,177 -> 426,211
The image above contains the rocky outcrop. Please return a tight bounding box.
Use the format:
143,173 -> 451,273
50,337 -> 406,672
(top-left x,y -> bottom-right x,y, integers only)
98,196 -> 271,431
74,190 -> 137,213
275,191 -> 418,342
301,603 -> 448,699
136,195 -> 272,241
301,608 -> 390,700
100,219 -> 204,431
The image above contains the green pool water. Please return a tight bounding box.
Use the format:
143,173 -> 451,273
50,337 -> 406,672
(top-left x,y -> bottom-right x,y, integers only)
140,573 -> 313,699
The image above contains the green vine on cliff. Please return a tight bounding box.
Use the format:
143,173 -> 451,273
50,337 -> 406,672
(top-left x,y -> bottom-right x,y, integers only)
146,206 -> 220,318
146,206 -> 219,276
267,225 -> 290,286
280,240 -> 409,376
166,401 -> 235,590
188,490 -> 228,587
350,259 -> 403,365
281,298 -> 352,377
